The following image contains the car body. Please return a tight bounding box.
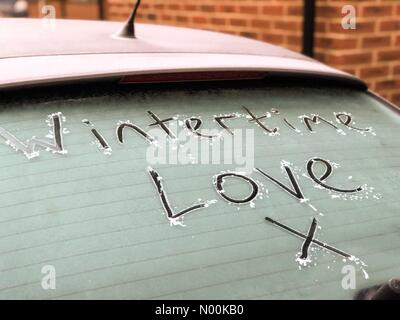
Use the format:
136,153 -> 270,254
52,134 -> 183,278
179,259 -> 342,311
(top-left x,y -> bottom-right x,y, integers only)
0,18 -> 399,300
0,18 -> 366,89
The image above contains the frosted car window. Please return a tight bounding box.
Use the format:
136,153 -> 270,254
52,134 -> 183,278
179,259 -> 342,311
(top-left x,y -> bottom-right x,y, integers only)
0,85 -> 399,299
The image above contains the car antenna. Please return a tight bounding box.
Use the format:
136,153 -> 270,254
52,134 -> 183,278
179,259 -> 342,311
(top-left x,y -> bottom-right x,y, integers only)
117,0 -> 141,39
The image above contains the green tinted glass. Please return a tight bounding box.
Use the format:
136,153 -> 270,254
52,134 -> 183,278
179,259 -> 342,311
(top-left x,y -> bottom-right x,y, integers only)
0,84 -> 399,299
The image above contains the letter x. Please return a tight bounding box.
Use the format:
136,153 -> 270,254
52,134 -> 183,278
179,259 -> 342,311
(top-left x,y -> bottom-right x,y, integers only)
264,216 -> 351,259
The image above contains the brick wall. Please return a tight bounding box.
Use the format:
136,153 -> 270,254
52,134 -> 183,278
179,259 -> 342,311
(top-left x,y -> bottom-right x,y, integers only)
28,0 -> 101,20
106,0 -> 304,52
314,0 -> 400,105
104,0 -> 400,106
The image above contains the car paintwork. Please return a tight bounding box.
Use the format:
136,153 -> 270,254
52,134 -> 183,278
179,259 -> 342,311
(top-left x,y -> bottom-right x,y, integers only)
0,18 -> 365,90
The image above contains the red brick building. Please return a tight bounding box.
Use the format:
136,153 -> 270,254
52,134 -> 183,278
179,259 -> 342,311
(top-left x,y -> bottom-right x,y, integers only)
27,0 -> 400,106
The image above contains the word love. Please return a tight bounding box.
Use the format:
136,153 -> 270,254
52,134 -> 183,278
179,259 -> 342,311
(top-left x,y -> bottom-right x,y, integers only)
0,107 -> 372,159
148,157 -> 363,225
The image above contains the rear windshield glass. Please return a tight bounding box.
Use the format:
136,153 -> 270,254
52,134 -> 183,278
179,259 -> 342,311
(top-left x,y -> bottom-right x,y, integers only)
0,82 -> 399,299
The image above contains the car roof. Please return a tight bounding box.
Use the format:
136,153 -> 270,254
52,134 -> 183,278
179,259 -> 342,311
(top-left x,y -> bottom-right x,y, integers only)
0,18 -> 366,90
1,18 -> 309,59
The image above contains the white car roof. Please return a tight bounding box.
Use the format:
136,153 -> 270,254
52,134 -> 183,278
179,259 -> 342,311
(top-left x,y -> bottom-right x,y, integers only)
0,18 -> 366,89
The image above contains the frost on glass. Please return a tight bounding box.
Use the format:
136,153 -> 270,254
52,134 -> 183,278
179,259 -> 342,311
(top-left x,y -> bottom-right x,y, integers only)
0,112 -> 68,159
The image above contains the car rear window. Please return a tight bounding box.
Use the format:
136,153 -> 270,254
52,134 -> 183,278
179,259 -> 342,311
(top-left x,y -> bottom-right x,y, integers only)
0,81 -> 399,299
